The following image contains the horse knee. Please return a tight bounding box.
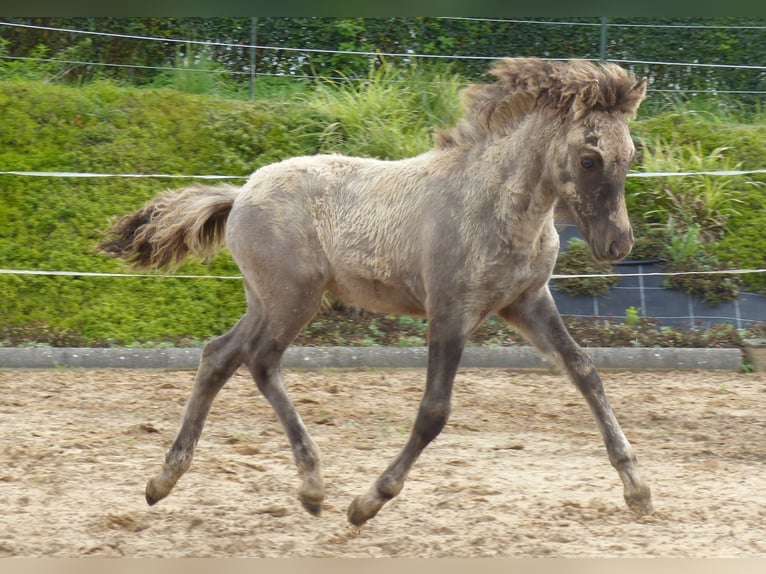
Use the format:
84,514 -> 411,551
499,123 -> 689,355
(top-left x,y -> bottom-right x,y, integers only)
570,359 -> 605,398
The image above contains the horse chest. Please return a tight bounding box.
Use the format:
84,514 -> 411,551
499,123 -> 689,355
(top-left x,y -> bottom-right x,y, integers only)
458,231 -> 557,310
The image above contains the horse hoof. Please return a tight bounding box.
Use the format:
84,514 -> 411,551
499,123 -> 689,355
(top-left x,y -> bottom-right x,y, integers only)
625,487 -> 653,515
347,495 -> 381,527
301,499 -> 322,517
628,498 -> 654,515
145,478 -> 168,507
346,497 -> 367,527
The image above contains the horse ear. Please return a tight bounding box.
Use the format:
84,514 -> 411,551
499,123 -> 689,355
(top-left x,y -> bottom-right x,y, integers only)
622,77 -> 648,116
572,80 -> 600,120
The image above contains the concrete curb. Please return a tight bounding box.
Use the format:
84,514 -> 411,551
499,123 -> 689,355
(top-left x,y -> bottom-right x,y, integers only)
0,346 -> 744,371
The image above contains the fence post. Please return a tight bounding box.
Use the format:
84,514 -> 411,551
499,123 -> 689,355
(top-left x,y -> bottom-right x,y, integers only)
249,17 -> 257,100
599,17 -> 608,61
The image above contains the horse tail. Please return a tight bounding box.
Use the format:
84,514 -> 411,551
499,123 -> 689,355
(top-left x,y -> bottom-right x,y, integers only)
98,183 -> 239,271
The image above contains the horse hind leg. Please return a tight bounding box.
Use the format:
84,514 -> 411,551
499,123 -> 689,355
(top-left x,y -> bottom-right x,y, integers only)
244,340 -> 324,515
145,314 -> 252,505
242,290 -> 327,516
145,290 -> 325,515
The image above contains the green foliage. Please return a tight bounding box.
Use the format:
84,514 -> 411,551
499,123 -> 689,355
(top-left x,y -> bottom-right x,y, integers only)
665,222 -> 704,262
552,238 -> 619,296
625,306 -> 641,326
633,139 -> 752,241
663,257 -> 741,306
563,317 -> 750,349
250,76 -> 313,101
629,109 -> 766,294
629,217 -> 744,306
710,188 -> 766,293
628,221 -> 670,261
149,43 -> 232,97
4,17 -> 766,96
0,80 -> 307,345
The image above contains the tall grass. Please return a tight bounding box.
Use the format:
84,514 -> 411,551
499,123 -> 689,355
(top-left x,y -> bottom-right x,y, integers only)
629,108 -> 766,293
635,140 -> 754,241
149,43 -> 233,97
639,92 -> 766,124
296,62 -> 462,159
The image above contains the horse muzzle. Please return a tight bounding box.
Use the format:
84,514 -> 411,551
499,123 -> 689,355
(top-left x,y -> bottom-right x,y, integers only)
589,226 -> 634,262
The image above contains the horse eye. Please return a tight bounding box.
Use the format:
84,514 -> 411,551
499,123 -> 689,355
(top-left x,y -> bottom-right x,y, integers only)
580,157 -> 597,170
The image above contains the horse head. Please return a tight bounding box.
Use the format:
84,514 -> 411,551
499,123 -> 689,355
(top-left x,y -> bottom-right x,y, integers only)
555,76 -> 647,263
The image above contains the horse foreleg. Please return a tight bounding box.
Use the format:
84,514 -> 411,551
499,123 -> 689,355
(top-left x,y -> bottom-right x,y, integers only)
347,331 -> 466,526
563,358 -> 653,514
145,317 -> 248,505
500,293 -> 653,515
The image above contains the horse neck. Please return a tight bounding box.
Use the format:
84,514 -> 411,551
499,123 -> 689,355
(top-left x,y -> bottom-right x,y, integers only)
459,113 -> 565,224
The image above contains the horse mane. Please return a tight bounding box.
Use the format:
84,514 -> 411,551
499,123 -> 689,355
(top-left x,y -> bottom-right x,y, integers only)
436,58 -> 646,149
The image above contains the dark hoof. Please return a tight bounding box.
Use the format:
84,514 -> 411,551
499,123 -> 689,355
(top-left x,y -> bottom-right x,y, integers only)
625,486 -> 653,515
301,500 -> 322,517
145,493 -> 158,506
346,496 -> 371,527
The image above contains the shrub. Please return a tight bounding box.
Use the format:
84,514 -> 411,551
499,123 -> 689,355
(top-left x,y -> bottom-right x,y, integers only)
709,184 -> 766,293
0,80 -> 301,345
631,139 -> 752,241
629,110 -> 766,295
628,221 -> 670,261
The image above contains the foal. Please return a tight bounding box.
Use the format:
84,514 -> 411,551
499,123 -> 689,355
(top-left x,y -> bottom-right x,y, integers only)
100,57 -> 652,525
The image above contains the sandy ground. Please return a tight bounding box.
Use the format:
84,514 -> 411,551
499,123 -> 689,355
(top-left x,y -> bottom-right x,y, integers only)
1,366 -> 765,558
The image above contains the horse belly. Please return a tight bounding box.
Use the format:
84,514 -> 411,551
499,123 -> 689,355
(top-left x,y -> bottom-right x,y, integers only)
328,275 -> 426,316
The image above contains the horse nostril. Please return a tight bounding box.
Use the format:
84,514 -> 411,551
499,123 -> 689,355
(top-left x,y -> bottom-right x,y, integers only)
609,240 -> 626,260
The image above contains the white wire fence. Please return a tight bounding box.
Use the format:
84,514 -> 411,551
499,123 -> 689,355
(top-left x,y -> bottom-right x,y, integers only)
1,170 -> 764,284
1,164 -> 763,283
